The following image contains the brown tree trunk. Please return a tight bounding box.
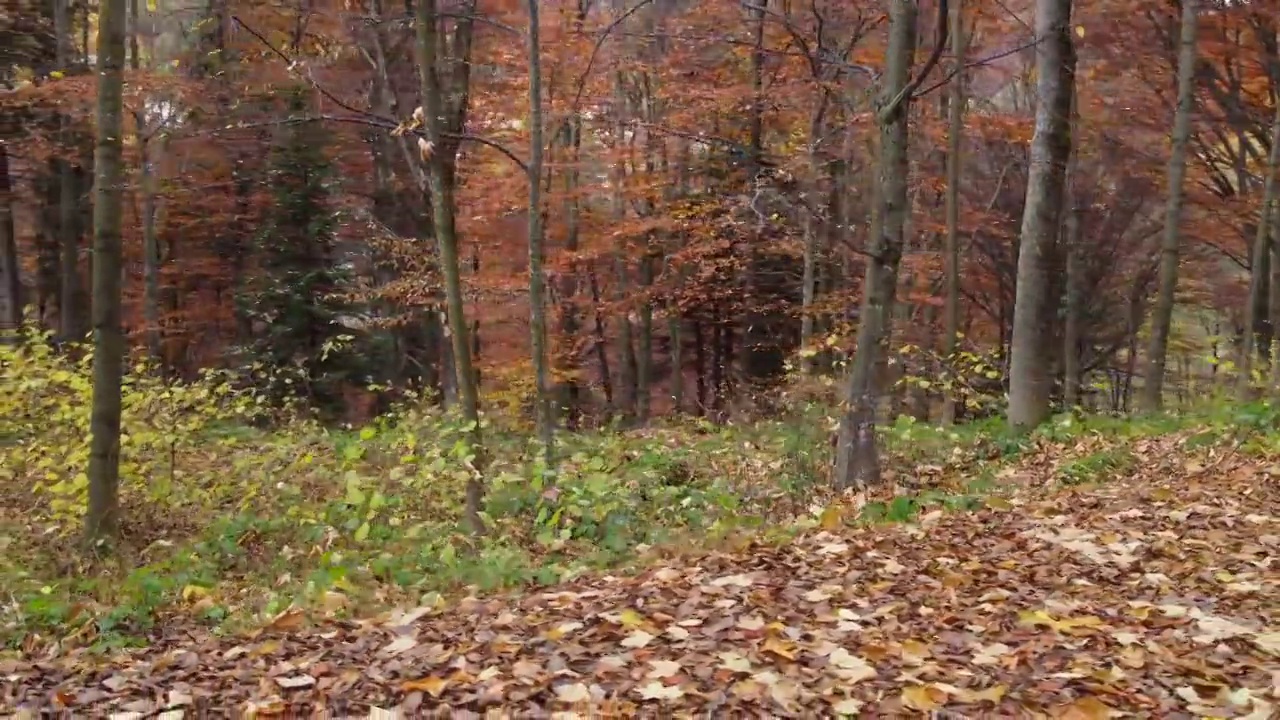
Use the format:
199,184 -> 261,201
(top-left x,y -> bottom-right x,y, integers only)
85,0 -> 129,546
1140,0 -> 1198,412
0,144 -> 19,336
415,0 -> 484,533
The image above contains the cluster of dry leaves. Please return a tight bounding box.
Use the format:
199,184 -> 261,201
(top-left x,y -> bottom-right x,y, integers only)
3,449 -> 1278,718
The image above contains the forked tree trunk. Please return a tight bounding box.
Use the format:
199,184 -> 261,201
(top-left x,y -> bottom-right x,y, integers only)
1007,0 -> 1076,430
84,0 -> 128,546
833,0 -> 917,490
1140,0 -> 1198,412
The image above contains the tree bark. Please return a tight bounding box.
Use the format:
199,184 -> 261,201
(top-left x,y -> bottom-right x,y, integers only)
415,0 -> 484,533
525,0 -> 553,463
833,0 -> 917,490
1062,88 -> 1083,408
84,0 -> 129,546
1140,0 -> 1198,412
141,133 -> 165,360
1007,0 -> 1076,430
0,144 -> 19,337
1240,68 -> 1280,397
941,0 -> 966,425
56,0 -> 83,343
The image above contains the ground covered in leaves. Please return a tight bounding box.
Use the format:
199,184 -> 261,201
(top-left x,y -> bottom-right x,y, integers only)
5,435 -> 1278,718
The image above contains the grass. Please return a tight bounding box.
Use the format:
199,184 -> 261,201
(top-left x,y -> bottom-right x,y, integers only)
5,338 -> 1280,651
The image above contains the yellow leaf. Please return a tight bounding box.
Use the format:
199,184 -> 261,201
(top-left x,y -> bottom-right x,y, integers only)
49,70 -> 65,79
401,675 -> 448,697
761,636 -> 798,661
819,504 -> 844,531
901,684 -> 947,711
617,608 -> 646,627
181,585 -> 211,602
543,621 -> 583,641
1075,25 -> 1085,38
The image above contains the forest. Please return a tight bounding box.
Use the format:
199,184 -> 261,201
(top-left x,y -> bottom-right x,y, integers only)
2,0 -> 1280,715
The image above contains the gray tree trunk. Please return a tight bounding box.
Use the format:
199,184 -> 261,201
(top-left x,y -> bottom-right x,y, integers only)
525,0 -> 553,463
84,0 -> 129,546
415,0 -> 484,533
1140,0 -> 1198,412
1062,88 -> 1083,408
0,145 -> 19,337
833,0 -> 917,489
941,0 -> 966,425
1007,0 -> 1076,430
1240,71 -> 1280,398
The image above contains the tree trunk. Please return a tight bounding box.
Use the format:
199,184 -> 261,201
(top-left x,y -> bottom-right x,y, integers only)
833,0 -> 917,489
941,0 -> 966,425
84,0 -> 129,546
1240,74 -> 1280,397
1062,88 -> 1083,408
1140,0 -> 1198,412
415,0 -> 484,534
1007,0 -> 1076,430
56,0 -> 83,343
525,0 -> 553,463
141,134 -> 164,360
0,144 -> 19,337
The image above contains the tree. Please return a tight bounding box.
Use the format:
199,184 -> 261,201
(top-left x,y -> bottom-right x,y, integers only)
833,0 -> 936,488
1007,0 -> 1077,430
84,0 -> 129,545
941,0 -> 968,426
1140,0 -> 1199,412
414,0 -> 484,534
0,142 -> 18,338
526,0 -> 553,463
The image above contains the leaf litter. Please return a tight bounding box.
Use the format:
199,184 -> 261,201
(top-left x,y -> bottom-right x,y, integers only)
3,456 -> 1278,717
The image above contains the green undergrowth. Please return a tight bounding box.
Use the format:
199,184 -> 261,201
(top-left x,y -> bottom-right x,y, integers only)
3,335 -> 1278,651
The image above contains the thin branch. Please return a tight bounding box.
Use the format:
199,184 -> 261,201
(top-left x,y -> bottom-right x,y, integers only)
879,0 -> 949,123
231,14 -> 527,172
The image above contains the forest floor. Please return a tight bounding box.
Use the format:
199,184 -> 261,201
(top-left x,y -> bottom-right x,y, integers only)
4,412 -> 1280,717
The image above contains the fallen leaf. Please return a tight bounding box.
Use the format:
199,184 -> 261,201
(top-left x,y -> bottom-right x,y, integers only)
554,682 -> 591,703
636,680 -> 685,700
275,674 -> 316,689
901,684 -> 947,711
621,629 -> 655,648
647,659 -> 681,679
380,635 -> 418,656
401,675 -> 448,697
